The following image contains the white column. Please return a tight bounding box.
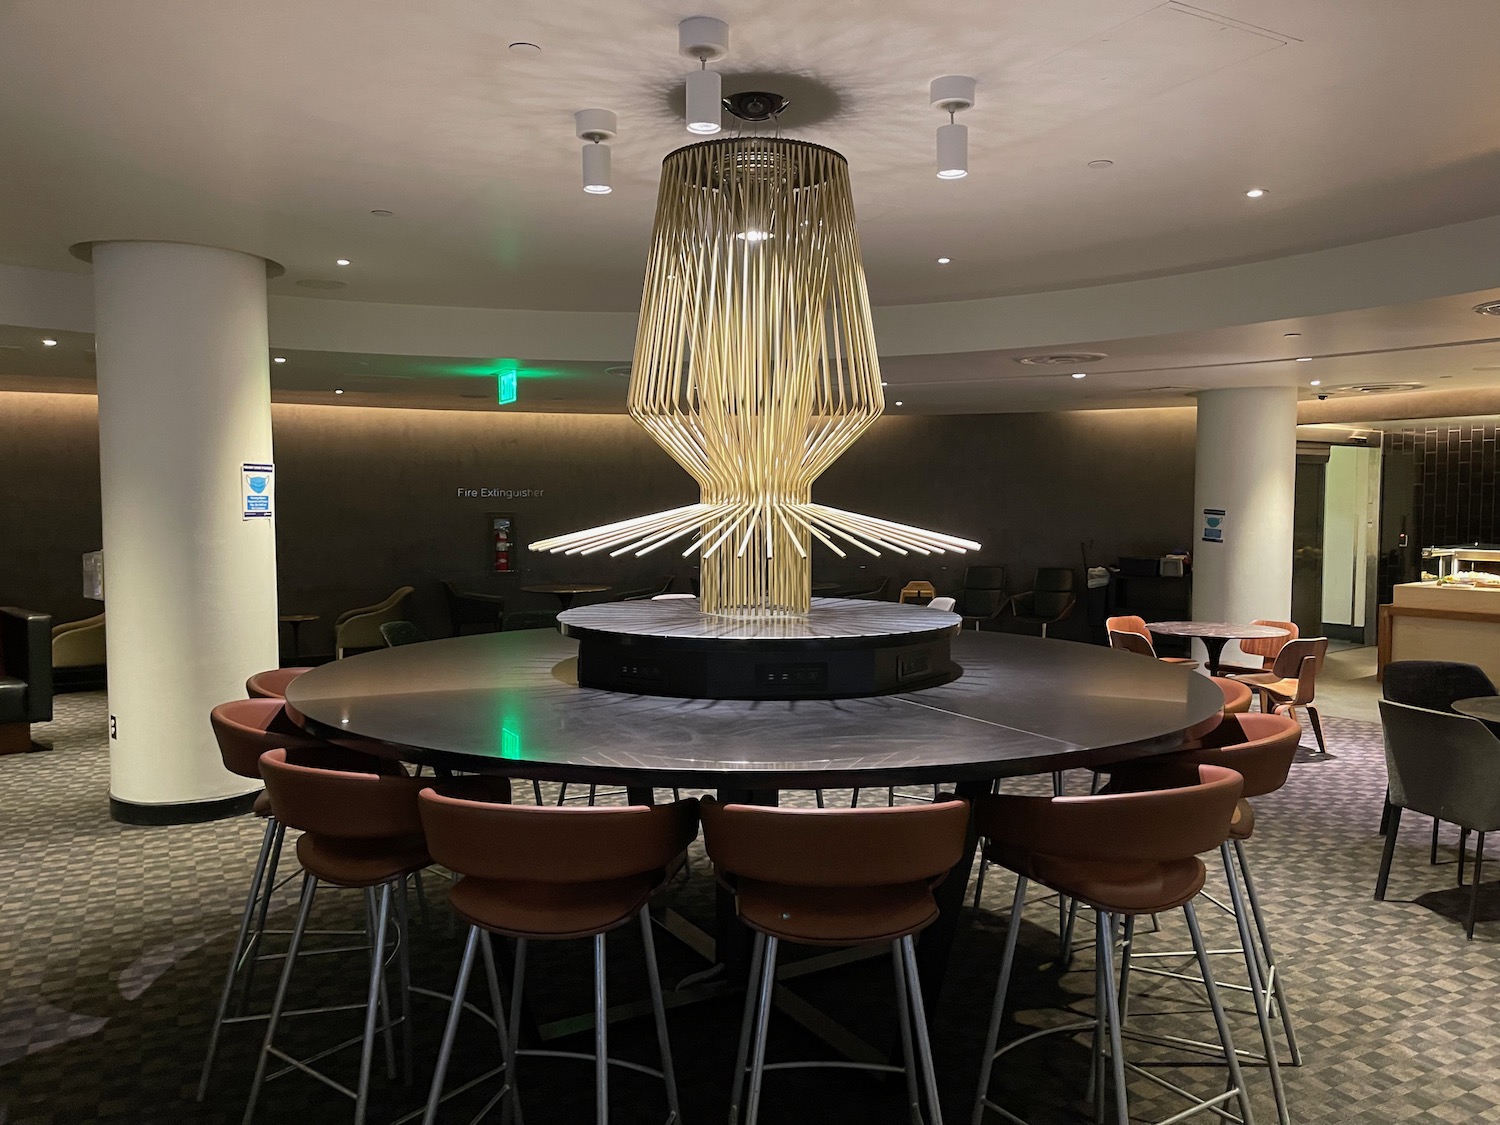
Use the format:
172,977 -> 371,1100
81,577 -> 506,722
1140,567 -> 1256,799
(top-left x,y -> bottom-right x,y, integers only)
1191,385 -> 1298,666
92,241 -> 279,822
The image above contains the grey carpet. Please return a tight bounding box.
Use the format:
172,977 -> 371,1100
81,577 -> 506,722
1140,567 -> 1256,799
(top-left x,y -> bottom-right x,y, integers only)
1,693 -> 1496,1124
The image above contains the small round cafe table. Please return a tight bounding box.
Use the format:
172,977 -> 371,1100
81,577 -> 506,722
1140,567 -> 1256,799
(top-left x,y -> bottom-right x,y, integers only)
520,583 -> 611,610
1148,620 -> 1290,677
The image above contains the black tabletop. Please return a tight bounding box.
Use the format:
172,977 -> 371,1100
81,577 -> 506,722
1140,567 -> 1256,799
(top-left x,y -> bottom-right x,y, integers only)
285,630 -> 1223,789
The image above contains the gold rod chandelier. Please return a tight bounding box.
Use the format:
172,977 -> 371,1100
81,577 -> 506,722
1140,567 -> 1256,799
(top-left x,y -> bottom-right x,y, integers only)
531,135 -> 980,616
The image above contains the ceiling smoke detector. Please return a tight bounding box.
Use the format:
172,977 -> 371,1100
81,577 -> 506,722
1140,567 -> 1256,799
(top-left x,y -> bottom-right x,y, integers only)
1014,352 -> 1108,366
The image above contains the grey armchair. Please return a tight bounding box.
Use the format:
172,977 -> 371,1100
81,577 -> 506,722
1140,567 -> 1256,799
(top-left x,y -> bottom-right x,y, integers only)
334,586 -> 415,658
1,607 -> 53,754
1379,660 -> 1498,852
1376,700 -> 1500,939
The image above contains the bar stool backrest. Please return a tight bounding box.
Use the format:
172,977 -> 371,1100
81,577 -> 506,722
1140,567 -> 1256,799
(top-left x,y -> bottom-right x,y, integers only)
210,698 -> 328,778
419,795 -> 700,883
1379,700 -> 1500,831
978,764 -> 1242,863
1179,713 -> 1300,798
260,747 -> 426,839
700,799 -> 969,888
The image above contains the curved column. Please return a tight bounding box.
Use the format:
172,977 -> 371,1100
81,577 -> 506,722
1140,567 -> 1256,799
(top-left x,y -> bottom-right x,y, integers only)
1191,386 -> 1298,665
92,241 -> 279,823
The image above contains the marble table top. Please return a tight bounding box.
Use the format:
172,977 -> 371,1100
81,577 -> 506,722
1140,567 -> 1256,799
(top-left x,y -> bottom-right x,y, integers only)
1453,696 -> 1500,723
1148,621 -> 1290,640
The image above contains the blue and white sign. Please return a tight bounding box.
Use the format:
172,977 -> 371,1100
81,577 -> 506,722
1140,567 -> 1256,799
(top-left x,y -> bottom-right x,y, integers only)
1201,507 -> 1225,544
243,462 -> 275,520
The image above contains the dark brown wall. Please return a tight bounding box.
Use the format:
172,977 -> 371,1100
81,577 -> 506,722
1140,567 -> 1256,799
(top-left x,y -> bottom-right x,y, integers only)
0,392 -> 1197,649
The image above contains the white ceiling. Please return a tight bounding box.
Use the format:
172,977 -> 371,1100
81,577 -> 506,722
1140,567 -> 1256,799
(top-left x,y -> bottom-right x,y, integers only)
6,0 -> 1500,316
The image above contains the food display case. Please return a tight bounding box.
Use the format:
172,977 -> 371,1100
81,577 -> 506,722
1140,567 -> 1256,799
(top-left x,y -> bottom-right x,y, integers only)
1381,544 -> 1500,682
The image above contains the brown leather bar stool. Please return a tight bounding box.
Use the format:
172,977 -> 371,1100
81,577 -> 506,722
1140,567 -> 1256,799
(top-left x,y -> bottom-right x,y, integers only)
418,792 -> 700,1125
970,763 -> 1252,1125
244,748 -> 482,1125
1213,676 -> 1253,715
199,698 -> 398,1100
246,667 -> 313,699
1109,712 -> 1302,1125
700,797 -> 970,1125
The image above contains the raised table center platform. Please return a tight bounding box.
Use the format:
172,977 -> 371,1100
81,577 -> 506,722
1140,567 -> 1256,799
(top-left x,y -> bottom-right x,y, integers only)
557,596 -> 962,699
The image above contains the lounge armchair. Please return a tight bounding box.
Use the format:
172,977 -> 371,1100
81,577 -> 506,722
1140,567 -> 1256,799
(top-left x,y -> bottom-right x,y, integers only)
1,607 -> 52,754
334,586 -> 415,658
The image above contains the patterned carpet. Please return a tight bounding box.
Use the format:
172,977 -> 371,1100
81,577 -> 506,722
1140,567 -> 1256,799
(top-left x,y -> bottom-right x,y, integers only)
0,693 -> 1496,1124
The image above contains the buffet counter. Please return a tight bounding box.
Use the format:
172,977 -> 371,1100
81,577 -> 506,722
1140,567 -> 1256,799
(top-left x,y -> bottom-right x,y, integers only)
1379,581 -> 1500,683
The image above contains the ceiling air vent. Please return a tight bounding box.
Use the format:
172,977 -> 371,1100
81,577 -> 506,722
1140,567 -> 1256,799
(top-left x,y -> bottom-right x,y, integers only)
1014,352 -> 1108,366
1323,382 -> 1425,396
1472,300 -> 1500,316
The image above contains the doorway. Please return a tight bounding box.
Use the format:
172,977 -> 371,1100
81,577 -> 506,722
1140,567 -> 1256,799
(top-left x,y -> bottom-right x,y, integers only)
1291,442 -> 1382,644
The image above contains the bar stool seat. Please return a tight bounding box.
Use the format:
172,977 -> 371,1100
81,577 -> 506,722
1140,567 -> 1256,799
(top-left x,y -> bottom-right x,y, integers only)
447,872 -> 662,939
736,879 -> 940,944
1213,675 -> 1253,714
246,667 -> 313,699
252,790 -> 272,816
986,842 -> 1207,913
1232,798 -> 1255,839
296,833 -> 431,887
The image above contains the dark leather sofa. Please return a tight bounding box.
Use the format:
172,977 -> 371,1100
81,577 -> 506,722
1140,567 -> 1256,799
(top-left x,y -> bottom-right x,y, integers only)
1,607 -> 53,754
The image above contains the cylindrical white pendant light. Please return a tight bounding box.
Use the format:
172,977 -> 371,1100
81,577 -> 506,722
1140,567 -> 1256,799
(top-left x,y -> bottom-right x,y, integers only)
685,66 -> 723,135
575,108 -> 617,195
680,16 -> 729,136
936,121 -> 968,179
930,75 -> 976,181
582,143 -> 611,194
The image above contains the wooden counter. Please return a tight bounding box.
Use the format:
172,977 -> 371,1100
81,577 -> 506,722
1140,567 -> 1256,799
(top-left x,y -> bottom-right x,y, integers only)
1378,582 -> 1500,682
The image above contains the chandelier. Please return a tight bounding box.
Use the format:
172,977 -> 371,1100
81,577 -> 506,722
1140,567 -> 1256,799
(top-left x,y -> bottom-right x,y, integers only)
531,135 -> 979,616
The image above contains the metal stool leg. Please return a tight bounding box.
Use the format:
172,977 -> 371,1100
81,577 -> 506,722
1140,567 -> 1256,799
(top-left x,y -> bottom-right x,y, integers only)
891,940 -> 924,1123
1235,839 -> 1302,1065
639,908 -> 681,1123
354,884 -> 394,1125
199,815 -> 278,1101
1184,900 -> 1256,1125
364,887 -> 398,1082
728,932 -> 767,1125
1223,844 -> 1289,1125
743,935 -> 780,1125
394,878 -> 415,1086
593,933 -> 609,1125
1095,914 -> 1130,1125
971,877 -> 1027,1125
243,873 -> 318,1125
238,819 -> 288,1015
423,925 -> 480,1125
899,935 -> 944,1125
502,939 -> 527,1125
478,931 -> 521,1124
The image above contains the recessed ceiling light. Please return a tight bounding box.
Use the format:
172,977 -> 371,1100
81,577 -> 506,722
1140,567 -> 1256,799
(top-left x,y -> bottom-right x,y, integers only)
894,400 -> 904,406
1296,357 -> 1312,362
1283,331 -> 1301,337
334,388 -> 345,395
370,209 -> 394,217
1245,188 -> 1267,198
335,258 -> 351,266
937,257 -> 951,264
272,356 -> 286,364
1309,380 -> 1321,386
41,338 -> 57,347
1087,159 -> 1114,169
508,41 -> 541,52
1071,372 -> 1088,379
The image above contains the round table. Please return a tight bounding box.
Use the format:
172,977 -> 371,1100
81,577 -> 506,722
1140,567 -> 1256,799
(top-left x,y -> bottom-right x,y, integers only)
1453,696 -> 1500,724
285,630 -> 1220,1004
520,583 -> 611,610
277,613 -> 319,658
1147,621 -> 1289,677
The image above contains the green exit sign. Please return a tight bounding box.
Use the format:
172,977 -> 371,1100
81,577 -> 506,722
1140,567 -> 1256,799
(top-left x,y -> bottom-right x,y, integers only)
497,369 -> 518,405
